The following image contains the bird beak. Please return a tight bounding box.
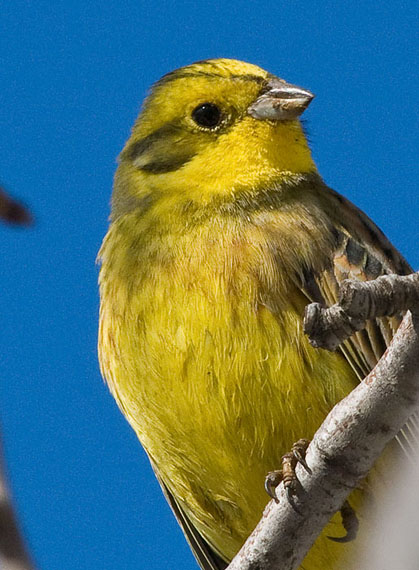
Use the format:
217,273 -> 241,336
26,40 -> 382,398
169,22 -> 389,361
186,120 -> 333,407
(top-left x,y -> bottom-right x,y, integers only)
248,78 -> 314,121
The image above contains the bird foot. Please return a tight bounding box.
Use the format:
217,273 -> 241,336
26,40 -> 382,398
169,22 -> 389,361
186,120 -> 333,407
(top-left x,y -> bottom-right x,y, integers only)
264,440 -> 358,542
265,438 -> 311,502
327,500 -> 359,543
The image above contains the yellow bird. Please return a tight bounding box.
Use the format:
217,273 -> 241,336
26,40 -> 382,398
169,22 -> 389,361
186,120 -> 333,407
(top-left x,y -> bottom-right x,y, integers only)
98,59 -> 411,569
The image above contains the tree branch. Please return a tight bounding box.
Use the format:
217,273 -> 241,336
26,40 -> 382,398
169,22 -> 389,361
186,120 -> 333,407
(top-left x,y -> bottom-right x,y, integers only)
0,195 -> 36,569
304,273 -> 419,351
227,272 -> 419,570
0,439 -> 35,570
0,187 -> 32,226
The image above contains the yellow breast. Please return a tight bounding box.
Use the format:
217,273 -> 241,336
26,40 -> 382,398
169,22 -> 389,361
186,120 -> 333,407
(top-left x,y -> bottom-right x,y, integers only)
98,204 -> 361,565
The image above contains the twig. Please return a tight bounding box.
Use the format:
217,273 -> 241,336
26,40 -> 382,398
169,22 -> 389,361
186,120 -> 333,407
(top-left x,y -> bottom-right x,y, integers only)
0,196 -> 36,569
304,273 -> 419,351
0,439 -> 35,570
227,272 -> 419,570
0,188 -> 32,226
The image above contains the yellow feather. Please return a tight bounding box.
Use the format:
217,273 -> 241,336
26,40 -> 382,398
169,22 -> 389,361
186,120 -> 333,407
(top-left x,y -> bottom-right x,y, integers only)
98,59 -> 401,569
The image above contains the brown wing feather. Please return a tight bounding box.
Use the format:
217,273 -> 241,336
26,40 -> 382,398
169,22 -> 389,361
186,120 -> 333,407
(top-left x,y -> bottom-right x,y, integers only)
141,183 -> 415,568
149,457 -> 228,570
302,184 -> 418,455
301,185 -> 412,376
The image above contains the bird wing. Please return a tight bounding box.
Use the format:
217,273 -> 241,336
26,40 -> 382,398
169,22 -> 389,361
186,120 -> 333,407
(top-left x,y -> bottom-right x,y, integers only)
149,458 -> 228,570
143,185 -> 415,569
300,184 -> 417,455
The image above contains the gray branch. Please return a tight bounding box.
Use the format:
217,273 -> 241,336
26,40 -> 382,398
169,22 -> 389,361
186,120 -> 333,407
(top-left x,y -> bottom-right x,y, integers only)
0,439 -> 35,570
227,272 -> 419,570
304,273 -> 419,351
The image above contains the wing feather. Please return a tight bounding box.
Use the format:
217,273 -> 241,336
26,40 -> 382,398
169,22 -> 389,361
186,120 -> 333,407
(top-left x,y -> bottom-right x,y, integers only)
149,458 -> 228,570
301,184 -> 417,456
140,183 -> 415,567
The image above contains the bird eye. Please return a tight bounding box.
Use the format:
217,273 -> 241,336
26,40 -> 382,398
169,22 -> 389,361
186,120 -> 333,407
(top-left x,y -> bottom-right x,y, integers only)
191,103 -> 222,129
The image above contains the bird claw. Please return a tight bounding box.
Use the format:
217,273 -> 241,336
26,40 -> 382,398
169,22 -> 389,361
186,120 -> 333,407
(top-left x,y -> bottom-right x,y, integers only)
264,438 -> 311,503
292,438 -> 312,474
265,441 -> 358,541
265,470 -> 283,502
327,500 -> 359,543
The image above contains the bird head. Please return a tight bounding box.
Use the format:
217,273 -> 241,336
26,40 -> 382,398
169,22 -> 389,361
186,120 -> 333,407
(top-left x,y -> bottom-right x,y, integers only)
113,59 -> 316,215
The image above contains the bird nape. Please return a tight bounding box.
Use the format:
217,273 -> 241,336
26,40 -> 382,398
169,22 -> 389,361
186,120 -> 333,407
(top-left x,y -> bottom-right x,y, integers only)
98,58 -> 411,570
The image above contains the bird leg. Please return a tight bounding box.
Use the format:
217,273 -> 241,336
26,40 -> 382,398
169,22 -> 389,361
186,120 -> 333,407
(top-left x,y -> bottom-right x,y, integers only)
265,440 -> 359,542
265,438 -> 311,502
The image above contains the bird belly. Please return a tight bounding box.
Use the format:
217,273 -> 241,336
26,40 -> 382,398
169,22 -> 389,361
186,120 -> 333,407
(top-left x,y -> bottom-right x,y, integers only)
99,255 -> 361,567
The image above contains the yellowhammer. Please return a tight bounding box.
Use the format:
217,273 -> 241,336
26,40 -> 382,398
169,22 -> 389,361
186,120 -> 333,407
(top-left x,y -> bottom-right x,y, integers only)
98,59 -> 411,569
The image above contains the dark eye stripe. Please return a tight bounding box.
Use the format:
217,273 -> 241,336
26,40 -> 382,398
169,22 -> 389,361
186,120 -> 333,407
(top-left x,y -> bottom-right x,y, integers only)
123,123 -> 180,160
139,152 -> 196,174
122,122 -> 197,174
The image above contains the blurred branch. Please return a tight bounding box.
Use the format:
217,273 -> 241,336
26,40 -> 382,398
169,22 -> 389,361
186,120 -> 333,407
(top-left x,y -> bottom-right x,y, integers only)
0,188 -> 32,226
0,187 -> 35,569
228,273 -> 419,570
0,440 -> 35,570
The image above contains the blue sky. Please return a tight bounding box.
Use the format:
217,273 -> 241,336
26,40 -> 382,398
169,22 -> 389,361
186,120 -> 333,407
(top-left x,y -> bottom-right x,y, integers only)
0,2 -> 417,569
